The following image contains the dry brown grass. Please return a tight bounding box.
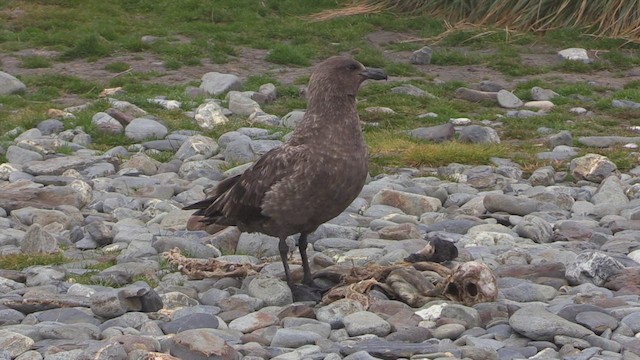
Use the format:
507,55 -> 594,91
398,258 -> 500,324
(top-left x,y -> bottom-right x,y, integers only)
310,0 -> 640,41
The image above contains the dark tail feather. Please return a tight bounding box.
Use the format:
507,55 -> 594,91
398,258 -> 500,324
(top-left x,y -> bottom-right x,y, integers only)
183,175 -> 241,215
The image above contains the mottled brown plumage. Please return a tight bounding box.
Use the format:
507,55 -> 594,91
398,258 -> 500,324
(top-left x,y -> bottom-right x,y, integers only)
184,56 -> 387,300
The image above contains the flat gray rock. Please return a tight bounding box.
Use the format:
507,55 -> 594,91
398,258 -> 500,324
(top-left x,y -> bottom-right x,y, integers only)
0,71 -> 26,95
509,305 -> 593,341
124,117 -> 168,141
497,89 -> 523,108
175,135 -> 219,161
199,72 -> 242,96
6,146 -> 43,164
343,311 -> 391,337
408,123 -> 455,142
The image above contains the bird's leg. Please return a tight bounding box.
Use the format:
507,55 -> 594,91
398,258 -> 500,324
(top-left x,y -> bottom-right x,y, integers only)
278,236 -> 294,287
298,233 -> 313,286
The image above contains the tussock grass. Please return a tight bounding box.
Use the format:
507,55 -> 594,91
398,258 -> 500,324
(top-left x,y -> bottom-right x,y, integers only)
20,55 -> 51,69
0,253 -> 67,270
349,0 -> 640,41
366,131 -> 506,173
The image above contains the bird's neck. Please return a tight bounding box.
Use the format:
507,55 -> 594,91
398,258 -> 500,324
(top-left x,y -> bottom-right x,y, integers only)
289,95 -> 362,146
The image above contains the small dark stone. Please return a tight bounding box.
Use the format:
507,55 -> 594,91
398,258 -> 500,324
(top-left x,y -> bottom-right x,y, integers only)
161,313 -> 220,334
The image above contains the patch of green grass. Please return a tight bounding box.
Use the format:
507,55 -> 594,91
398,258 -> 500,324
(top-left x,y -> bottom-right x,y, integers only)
22,74 -> 100,97
61,33 -> 112,61
56,144 -> 74,155
365,131 -> 506,174
265,44 -> 312,66
553,60 -> 604,74
20,55 -> 52,68
147,150 -> 175,163
244,74 -> 279,91
0,253 -> 67,270
104,61 -> 130,73
431,49 -> 483,66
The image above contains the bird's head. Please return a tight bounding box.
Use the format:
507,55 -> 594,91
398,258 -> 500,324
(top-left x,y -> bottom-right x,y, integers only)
307,56 -> 387,100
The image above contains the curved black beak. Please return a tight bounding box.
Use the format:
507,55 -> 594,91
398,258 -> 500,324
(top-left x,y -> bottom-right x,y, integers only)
360,67 -> 387,81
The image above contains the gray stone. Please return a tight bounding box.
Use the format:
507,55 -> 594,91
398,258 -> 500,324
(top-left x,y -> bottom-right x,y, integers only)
570,154 -> 617,183
250,139 -> 282,156
180,161 -> 225,183
281,110 -> 305,128
497,89 -> 523,108
483,194 -> 547,216
509,305 -> 593,341
0,330 -> 34,358
455,87 -> 498,102
621,312 -> 640,334
90,290 -> 128,319
6,145 -> 43,164
224,139 -> 256,164
371,189 -> 441,216
431,323 -> 466,340
343,311 -> 391,337
199,72 -> 242,96
249,111 -> 280,126
391,84 -> 433,97
506,109 -> 546,118
591,176 -> 629,217
316,299 -> 365,328
575,311 -> 619,334
613,99 -> 640,109
565,251 -> 625,286
531,87 -> 559,101
227,91 -> 262,116
161,313 -> 219,334
270,328 -> 324,348
514,214 -> 553,243
228,311 -> 279,333
578,136 -> 640,147
92,112 -> 124,134
246,277 -> 292,306
528,166 -> 556,186
410,46 -> 432,65
0,71 -> 26,95
408,123 -> 455,142
108,98 -> 147,117
258,83 -> 277,103
21,224 -> 59,254
37,119 -> 64,135
169,329 -> 240,359
547,130 -> 572,147
125,117 -> 168,141
175,135 -> 219,161
500,282 -> 556,302
459,125 -> 500,144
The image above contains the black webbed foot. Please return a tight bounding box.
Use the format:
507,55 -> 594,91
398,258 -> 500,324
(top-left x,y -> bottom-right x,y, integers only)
290,281 -> 330,303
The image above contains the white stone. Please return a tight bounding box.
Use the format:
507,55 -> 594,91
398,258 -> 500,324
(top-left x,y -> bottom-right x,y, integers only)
558,48 -> 590,62
524,100 -> 554,110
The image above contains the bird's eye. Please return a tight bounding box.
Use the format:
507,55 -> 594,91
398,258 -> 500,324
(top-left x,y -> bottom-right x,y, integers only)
346,63 -> 359,71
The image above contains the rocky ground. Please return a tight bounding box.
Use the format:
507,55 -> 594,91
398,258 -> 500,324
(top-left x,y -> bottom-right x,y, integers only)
2,45 -> 640,360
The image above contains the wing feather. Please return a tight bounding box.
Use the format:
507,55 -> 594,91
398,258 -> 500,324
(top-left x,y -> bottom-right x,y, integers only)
184,144 -> 310,229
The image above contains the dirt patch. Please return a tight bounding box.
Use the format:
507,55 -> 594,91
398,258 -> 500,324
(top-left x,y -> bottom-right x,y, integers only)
2,32 -> 639,106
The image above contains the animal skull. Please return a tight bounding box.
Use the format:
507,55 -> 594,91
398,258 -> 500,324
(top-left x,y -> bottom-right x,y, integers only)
442,261 -> 498,306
